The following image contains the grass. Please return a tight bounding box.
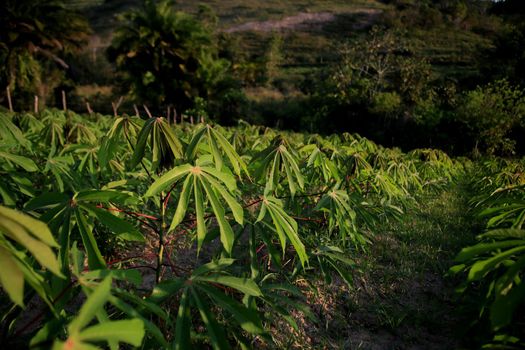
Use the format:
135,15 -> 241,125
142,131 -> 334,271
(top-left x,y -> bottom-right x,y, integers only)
281,180 -> 482,349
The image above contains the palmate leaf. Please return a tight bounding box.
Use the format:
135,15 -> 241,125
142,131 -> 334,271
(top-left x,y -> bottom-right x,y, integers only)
99,116 -> 142,169
253,136 -> 304,196
26,190 -> 142,271
185,124 -> 249,177
40,115 -> 66,155
301,144 -> 340,182
313,245 -> 355,288
315,189 -> 362,247
53,277 -> 145,350
148,260 -> 264,349
0,206 -> 62,306
145,163 -> 243,254
130,117 -> 183,172
191,287 -> 231,350
0,114 -> 31,150
108,295 -> 169,348
198,284 -> 264,334
256,196 -> 308,266
454,226 -> 525,331
0,150 -> 38,172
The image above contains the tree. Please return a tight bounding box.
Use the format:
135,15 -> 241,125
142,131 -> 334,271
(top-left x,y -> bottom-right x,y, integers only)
457,79 -> 525,155
0,0 -> 90,108
107,0 -> 229,113
331,27 -> 435,118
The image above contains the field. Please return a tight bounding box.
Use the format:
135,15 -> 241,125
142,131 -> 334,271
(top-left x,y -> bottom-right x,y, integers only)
1,109 -> 524,348
73,0 -> 492,115
2,0 -> 525,348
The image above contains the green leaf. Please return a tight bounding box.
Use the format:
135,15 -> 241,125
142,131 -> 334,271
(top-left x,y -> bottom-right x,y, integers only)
200,178 -> 234,254
455,240 -> 525,263
0,212 -> 62,276
25,192 -> 69,210
479,229 -> 525,240
495,255 -> 525,296
81,204 -> 144,242
194,275 -> 262,297
326,258 -> 353,288
75,209 -> 106,270
201,171 -> 243,225
173,288 -> 191,350
145,164 -> 192,197
191,258 -> 236,276
78,319 -> 145,346
490,282 -> 525,330
185,125 -> 208,161
194,177 -> 206,253
191,287 -> 230,350
108,295 -> 169,348
210,127 -> 249,177
264,197 -> 308,266
468,246 -> 525,281
0,151 -> 38,172
149,278 -> 185,304
158,118 -> 183,159
130,117 -> 155,169
198,284 -> 264,334
76,190 -> 130,204
0,245 -> 24,306
169,175 -> 193,230
0,205 -> 59,247
69,277 -> 112,334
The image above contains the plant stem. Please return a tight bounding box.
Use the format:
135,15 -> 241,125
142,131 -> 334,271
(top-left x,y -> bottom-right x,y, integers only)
156,192 -> 167,283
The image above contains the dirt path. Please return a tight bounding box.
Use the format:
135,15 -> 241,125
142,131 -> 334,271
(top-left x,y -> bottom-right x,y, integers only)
224,9 -> 381,33
275,184 -> 478,349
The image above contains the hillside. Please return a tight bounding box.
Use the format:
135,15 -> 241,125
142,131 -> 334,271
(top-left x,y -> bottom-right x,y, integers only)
76,0 -> 493,111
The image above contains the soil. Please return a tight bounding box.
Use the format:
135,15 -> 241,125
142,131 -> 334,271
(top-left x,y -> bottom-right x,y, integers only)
224,9 -> 381,33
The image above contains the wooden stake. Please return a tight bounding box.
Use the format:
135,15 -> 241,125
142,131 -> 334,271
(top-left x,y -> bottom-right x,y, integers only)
112,96 -> 123,117
61,90 -> 67,111
200,116 -> 204,124
34,95 -> 39,114
173,109 -> 177,125
143,104 -> 153,119
86,101 -> 93,115
190,116 -> 194,125
167,106 -> 171,124
133,104 -> 140,117
6,86 -> 13,112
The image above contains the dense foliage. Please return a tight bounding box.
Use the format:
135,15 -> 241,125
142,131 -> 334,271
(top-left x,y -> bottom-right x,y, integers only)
2,0 -> 525,156
0,109 -> 468,348
1,1 -> 525,347
0,0 -> 90,108
451,159 -> 525,348
107,0 -> 229,113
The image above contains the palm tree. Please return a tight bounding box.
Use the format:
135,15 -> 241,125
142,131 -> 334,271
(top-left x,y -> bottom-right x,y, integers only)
0,0 -> 90,108
107,0 -> 228,114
